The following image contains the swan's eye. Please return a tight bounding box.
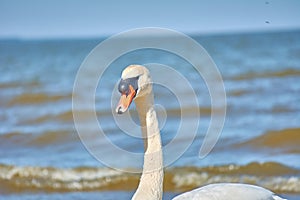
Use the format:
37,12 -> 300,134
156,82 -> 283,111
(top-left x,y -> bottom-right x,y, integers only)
118,81 -> 129,94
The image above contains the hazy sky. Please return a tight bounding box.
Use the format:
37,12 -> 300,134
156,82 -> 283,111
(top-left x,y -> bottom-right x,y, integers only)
1,0 -> 300,38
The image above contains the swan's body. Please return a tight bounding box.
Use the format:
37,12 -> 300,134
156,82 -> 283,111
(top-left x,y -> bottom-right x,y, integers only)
173,183 -> 284,200
116,65 -> 285,200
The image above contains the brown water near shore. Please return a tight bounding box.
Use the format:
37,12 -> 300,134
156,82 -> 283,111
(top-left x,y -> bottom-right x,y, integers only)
0,162 -> 299,194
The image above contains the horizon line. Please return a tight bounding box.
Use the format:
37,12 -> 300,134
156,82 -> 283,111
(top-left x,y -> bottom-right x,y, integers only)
0,27 -> 299,40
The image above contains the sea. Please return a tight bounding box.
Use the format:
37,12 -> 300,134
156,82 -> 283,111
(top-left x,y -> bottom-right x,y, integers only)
0,30 -> 300,200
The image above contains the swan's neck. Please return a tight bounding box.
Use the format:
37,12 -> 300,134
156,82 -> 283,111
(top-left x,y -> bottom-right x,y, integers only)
132,93 -> 163,200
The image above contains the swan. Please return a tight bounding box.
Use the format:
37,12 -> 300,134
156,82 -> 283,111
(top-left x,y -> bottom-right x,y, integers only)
115,65 -> 286,200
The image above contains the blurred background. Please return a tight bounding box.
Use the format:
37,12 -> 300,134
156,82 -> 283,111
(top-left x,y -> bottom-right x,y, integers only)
0,0 -> 300,199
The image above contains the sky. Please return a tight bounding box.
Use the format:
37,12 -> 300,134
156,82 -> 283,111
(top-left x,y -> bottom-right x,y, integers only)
0,0 -> 300,38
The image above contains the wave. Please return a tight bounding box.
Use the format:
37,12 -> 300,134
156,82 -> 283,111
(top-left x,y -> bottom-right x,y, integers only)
17,106 -> 213,126
0,80 -> 40,89
231,69 -> 300,81
234,128 -> 300,154
19,109 -> 113,125
2,126 -> 299,151
0,130 -> 77,147
0,162 -> 299,194
8,92 -> 71,106
21,110 -> 76,124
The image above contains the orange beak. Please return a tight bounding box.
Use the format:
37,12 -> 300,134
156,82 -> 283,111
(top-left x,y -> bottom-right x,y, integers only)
116,85 -> 136,114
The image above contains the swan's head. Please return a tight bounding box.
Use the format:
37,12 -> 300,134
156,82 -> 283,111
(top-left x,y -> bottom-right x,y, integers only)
115,64 -> 152,114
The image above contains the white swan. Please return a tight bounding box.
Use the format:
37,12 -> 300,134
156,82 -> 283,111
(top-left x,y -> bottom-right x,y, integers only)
115,65 -> 285,200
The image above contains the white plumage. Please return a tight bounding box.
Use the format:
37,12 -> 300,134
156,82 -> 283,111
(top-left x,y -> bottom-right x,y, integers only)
173,183 -> 285,200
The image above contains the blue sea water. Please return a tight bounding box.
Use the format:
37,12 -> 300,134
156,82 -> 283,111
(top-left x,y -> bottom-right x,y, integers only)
0,30 -> 300,199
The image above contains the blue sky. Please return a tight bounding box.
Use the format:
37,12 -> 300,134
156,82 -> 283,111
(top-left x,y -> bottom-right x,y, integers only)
0,0 -> 300,38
